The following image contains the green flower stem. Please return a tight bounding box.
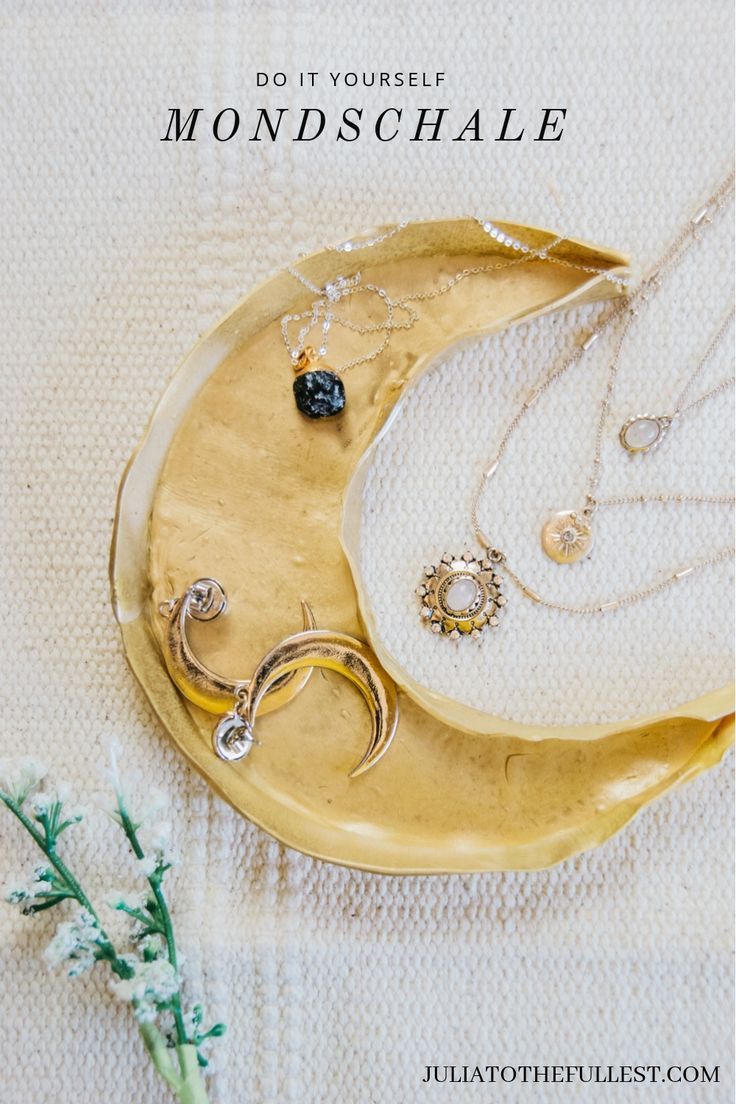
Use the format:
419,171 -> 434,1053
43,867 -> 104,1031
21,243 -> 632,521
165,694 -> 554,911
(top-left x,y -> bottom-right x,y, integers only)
0,792 -> 121,971
140,1021 -> 183,1090
139,1025 -> 211,1103
1,791 -> 211,1104
115,800 -> 188,1047
176,1046 -> 211,1104
0,794 -> 96,911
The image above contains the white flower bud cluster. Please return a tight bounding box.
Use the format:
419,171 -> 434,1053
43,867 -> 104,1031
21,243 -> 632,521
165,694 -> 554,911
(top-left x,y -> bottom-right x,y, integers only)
110,958 -> 180,1023
28,784 -> 87,824
0,757 -> 47,804
138,818 -> 179,876
1,743 -> 227,1082
43,909 -> 105,978
3,865 -> 52,908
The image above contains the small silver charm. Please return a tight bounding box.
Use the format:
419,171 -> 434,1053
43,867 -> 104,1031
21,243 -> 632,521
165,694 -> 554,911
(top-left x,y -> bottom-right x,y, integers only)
212,709 -> 257,762
186,577 -> 228,620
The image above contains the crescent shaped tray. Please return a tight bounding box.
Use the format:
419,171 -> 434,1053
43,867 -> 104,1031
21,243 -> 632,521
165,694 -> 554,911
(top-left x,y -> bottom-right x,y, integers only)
110,218 -> 734,874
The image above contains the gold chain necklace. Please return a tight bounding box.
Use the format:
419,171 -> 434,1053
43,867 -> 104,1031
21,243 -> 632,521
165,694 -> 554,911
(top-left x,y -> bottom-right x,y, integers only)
417,173 -> 734,640
618,304 -> 734,455
541,300 -> 733,565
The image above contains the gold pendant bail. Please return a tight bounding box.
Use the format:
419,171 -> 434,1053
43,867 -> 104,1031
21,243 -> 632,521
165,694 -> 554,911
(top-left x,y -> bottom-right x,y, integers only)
294,346 -> 317,374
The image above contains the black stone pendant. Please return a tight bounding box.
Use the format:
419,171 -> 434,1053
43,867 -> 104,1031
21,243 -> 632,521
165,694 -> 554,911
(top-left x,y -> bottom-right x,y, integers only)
293,369 -> 346,419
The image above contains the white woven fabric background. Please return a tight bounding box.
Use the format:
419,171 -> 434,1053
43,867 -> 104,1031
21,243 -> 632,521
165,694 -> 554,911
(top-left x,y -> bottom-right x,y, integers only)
0,3 -> 733,1103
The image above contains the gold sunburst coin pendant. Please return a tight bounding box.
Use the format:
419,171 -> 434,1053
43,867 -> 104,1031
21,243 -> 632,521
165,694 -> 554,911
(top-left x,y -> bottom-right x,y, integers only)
416,552 -> 506,639
541,510 -> 593,564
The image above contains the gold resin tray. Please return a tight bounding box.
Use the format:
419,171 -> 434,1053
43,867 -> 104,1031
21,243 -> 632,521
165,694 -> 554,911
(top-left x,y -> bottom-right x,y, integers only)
110,218 -> 734,874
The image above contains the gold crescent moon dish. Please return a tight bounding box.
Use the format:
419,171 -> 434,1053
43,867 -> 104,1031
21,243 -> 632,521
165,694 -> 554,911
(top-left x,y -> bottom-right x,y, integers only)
110,216 -> 734,874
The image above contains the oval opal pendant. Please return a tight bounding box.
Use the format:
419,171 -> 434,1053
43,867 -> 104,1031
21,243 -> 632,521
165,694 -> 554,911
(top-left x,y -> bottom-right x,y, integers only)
541,510 -> 593,563
619,414 -> 671,453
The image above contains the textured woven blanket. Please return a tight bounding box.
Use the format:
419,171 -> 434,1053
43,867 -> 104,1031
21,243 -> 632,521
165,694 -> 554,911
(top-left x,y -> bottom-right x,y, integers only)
0,3 -> 732,1102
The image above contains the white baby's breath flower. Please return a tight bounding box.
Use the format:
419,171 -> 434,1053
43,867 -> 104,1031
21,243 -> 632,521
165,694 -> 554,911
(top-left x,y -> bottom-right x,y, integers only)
141,789 -> 168,821
137,933 -> 166,958
66,950 -> 97,978
133,1001 -> 159,1024
3,866 -> 53,908
106,889 -> 146,911
29,785 -> 84,828
96,738 -> 132,825
98,737 -> 170,829
102,734 -> 124,789
28,791 -> 54,815
110,957 -> 180,1022
30,781 -> 74,814
30,871 -> 53,894
3,877 -> 32,905
118,786 -> 169,830
64,805 -> 87,824
44,909 -> 105,977
0,757 -> 48,804
144,819 -> 172,852
91,789 -> 120,823
138,819 -> 179,874
137,855 -> 158,878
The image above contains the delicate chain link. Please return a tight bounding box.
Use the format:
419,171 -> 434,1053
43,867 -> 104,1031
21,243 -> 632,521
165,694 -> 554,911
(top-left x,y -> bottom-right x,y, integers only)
328,221 -> 411,253
469,300 -> 631,544
499,547 -> 733,615
282,259 -> 532,372
672,305 -> 735,415
679,372 -> 736,416
470,170 -> 735,613
582,308 -> 637,514
283,223 -> 629,374
579,180 -> 734,514
597,492 -> 735,508
284,263 -> 323,295
396,258 -> 524,303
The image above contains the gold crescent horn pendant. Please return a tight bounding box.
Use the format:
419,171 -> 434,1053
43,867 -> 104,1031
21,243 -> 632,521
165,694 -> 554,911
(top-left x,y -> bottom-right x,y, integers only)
161,579 -> 398,778
232,629 -> 400,778
161,578 -> 315,716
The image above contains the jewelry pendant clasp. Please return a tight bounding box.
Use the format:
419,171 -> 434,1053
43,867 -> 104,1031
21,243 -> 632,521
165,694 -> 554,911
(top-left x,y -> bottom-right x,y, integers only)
581,496 -> 598,521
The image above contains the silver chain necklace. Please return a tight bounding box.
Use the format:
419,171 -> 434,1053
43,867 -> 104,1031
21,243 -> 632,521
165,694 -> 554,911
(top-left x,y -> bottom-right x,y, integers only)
417,172 -> 735,639
281,231 -> 628,419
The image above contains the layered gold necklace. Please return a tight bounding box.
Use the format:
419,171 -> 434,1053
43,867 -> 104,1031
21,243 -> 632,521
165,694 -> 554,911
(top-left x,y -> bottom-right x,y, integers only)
417,173 -> 735,640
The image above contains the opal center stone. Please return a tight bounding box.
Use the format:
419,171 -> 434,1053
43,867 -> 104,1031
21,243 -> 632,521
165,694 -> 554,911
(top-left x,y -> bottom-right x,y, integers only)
445,576 -> 479,613
623,417 -> 660,449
